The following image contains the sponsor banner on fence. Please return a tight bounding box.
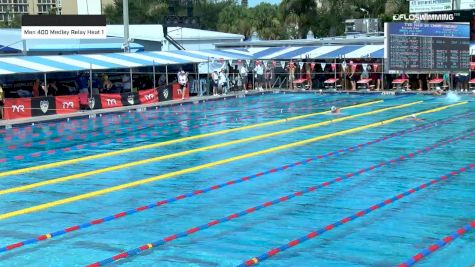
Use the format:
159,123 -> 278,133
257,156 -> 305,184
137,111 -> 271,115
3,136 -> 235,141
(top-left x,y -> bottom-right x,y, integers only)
121,92 -> 140,106
172,83 -> 189,100
100,93 -> 123,109
158,85 -> 173,102
4,98 -> 32,120
55,95 -> 80,114
138,88 -> 159,104
87,95 -> 102,110
31,96 -> 56,117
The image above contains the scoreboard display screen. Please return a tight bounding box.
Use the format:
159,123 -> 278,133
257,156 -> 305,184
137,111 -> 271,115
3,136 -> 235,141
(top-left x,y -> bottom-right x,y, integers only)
386,22 -> 470,72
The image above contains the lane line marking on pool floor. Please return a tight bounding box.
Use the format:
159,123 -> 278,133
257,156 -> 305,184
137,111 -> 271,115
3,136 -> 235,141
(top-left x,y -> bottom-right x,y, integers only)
0,101 -> 424,195
86,136 -> 475,267
1,122 -> 471,255
398,220 -> 475,267
238,163 -> 475,267
0,101 -> 466,221
0,99 -> 384,178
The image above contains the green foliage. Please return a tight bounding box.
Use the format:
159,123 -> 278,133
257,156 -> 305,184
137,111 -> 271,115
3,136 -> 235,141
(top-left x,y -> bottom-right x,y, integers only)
102,0 -> 409,39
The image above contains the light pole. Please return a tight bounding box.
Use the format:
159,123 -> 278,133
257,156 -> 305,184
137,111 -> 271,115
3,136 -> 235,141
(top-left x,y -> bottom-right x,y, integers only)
123,0 -> 130,52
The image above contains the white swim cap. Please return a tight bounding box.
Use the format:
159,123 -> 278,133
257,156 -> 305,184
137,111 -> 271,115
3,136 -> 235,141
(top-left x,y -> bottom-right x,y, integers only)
331,106 -> 337,112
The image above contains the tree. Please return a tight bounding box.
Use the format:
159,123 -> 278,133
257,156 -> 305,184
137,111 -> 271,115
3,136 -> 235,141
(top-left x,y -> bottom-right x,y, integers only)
279,0 -> 318,39
250,3 -> 285,40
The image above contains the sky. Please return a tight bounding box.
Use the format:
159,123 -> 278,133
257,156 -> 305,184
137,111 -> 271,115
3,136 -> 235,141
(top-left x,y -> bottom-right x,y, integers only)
248,0 -> 281,7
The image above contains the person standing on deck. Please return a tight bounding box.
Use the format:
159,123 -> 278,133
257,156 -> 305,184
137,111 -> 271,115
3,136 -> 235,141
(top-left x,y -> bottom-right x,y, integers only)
287,60 -> 296,90
177,68 -> 188,100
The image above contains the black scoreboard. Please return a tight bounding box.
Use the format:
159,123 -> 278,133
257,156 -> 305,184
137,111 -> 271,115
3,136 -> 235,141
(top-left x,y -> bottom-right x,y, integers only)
386,22 -> 470,72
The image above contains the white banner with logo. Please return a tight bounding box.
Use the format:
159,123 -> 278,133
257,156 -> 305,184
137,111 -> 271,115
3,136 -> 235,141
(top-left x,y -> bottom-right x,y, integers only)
409,0 -> 452,13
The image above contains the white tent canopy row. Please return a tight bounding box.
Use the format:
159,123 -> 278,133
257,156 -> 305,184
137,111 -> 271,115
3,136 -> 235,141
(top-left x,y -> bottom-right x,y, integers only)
0,49 -> 254,75
0,44 -> 473,76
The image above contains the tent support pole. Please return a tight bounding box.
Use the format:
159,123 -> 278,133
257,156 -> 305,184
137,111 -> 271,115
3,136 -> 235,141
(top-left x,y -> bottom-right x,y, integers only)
165,65 -> 169,85
207,57 -> 210,95
152,61 -> 156,88
129,68 -> 133,91
43,73 -> 47,96
89,64 -> 93,99
381,57 -> 384,90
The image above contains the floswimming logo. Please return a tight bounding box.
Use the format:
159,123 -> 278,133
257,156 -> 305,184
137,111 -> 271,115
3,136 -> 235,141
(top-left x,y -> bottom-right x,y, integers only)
40,100 -> 49,113
393,13 -> 454,21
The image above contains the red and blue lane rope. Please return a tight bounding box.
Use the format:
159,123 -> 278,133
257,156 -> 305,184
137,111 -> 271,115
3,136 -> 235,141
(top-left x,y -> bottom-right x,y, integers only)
0,115 -> 460,255
398,221 -> 475,267
0,99 -> 368,163
0,97 -> 343,150
239,163 -> 475,267
86,132 -> 474,267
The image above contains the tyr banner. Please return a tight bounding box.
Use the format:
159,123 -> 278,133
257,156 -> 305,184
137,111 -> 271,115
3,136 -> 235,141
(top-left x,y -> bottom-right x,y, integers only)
3,98 -> 32,120
100,93 -> 123,109
138,88 -> 159,104
55,95 -> 80,114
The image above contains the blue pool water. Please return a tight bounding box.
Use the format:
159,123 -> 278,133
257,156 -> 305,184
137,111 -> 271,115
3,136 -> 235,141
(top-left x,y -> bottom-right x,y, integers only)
0,93 -> 474,267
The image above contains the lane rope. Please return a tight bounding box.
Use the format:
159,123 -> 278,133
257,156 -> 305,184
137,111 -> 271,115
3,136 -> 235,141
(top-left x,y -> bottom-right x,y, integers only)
0,102 -> 466,221
238,163 -> 475,266
1,113 -> 469,254
86,133 -> 474,267
0,101 -> 423,194
398,221 -> 475,267
0,99 -> 384,178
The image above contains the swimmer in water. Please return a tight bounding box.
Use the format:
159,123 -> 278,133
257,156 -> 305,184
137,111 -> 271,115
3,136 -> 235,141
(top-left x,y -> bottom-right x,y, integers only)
405,114 -> 424,122
331,106 -> 341,114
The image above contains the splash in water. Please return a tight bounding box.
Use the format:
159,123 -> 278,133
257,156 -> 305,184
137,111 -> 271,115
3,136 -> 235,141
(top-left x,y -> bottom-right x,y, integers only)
445,91 -> 461,103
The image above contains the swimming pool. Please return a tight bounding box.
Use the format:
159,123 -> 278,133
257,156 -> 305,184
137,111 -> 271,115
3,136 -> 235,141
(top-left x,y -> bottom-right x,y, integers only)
0,92 -> 474,267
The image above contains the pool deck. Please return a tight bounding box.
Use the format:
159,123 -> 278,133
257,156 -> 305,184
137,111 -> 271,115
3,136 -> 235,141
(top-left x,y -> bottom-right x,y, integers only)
0,89 -> 471,129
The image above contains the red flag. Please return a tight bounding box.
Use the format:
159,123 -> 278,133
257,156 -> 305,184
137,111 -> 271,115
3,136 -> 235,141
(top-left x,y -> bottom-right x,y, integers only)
373,64 -> 379,71
310,63 -> 316,70
331,63 -> 336,71
470,62 -> 475,70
